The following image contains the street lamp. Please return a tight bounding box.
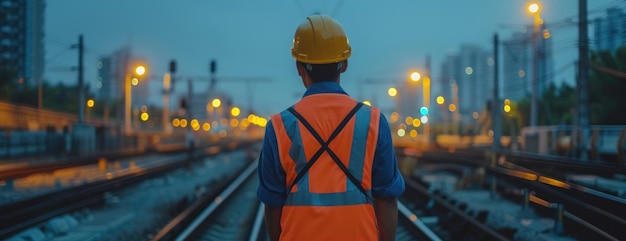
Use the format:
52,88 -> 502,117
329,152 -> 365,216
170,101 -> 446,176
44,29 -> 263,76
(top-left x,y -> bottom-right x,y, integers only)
208,98 -> 222,127
163,73 -> 172,134
528,2 -> 542,127
125,64 -> 147,135
410,72 -> 421,82
135,66 -> 146,76
408,71 -> 430,142
528,3 -> 539,14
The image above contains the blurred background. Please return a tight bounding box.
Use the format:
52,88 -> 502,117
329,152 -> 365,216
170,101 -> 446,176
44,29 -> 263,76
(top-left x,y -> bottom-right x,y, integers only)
2,0 -> 625,158
2,1 -> 626,241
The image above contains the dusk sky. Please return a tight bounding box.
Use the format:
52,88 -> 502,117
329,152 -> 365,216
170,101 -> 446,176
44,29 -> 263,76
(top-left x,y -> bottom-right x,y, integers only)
44,0 -> 624,117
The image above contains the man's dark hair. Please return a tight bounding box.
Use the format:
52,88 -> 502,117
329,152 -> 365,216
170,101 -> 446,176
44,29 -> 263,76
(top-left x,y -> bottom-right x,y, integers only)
298,61 -> 342,83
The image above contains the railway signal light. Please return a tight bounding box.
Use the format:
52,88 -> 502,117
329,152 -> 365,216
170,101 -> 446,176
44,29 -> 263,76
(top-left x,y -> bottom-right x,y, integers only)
210,60 -> 217,74
169,60 -> 177,73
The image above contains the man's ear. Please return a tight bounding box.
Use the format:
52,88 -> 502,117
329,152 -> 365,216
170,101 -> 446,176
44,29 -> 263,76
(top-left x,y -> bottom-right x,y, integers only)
296,62 -> 306,77
339,60 -> 348,73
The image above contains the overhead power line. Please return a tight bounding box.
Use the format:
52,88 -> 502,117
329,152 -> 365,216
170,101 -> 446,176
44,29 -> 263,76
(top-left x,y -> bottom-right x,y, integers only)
591,63 -> 626,79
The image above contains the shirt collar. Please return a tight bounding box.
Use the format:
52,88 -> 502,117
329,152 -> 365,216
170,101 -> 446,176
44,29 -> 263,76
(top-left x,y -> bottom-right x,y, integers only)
302,81 -> 348,97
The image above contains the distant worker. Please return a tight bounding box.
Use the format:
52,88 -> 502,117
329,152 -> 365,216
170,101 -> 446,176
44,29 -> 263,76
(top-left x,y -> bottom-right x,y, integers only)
257,15 -> 405,241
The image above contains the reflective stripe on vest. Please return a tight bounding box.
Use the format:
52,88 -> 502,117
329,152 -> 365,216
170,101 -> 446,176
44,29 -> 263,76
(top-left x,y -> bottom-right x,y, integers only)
275,101 -> 374,206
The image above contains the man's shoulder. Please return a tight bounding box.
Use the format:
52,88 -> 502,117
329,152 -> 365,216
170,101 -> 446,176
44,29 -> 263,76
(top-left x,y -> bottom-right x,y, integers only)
269,108 -> 291,118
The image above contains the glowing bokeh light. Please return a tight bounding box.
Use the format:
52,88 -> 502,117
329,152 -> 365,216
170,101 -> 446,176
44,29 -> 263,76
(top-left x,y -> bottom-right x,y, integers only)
436,96 -> 445,105
388,87 -> 398,97
405,117 -> 413,125
449,104 -> 457,112
528,3 -> 539,13
212,98 -> 221,108
397,129 -> 406,137
420,116 -> 428,124
230,107 -> 241,117
135,65 -> 146,76
412,119 -> 421,128
410,72 -> 421,82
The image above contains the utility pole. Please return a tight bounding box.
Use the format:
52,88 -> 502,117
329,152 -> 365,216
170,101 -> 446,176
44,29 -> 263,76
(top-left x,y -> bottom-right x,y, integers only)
77,34 -> 85,124
578,0 -> 590,160
163,60 -> 176,134
208,59 -> 217,97
163,72 -> 172,134
186,78 -> 194,152
451,80 -> 460,136
492,33 -> 501,151
530,10 -> 540,127
71,34 -> 95,154
424,55 -> 431,143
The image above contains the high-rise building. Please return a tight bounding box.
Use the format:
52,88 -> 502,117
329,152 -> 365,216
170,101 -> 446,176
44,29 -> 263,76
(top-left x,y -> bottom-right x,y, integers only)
437,53 -> 460,121
0,0 -> 45,86
594,7 -> 626,53
97,46 -> 131,125
451,44 -> 494,116
503,31 -> 531,101
96,57 -> 112,101
439,52 -> 460,101
439,45 -> 494,135
502,26 -> 553,102
97,47 -> 130,104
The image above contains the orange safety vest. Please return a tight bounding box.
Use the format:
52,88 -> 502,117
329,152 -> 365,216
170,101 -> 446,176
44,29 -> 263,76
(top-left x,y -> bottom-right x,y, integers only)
271,93 -> 381,241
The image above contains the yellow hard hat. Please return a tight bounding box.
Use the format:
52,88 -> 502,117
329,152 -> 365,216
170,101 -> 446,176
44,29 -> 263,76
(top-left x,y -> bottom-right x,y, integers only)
291,15 -> 351,64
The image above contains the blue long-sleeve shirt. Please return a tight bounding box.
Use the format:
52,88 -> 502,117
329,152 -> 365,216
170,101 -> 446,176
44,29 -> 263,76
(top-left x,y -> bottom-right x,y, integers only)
257,82 -> 405,207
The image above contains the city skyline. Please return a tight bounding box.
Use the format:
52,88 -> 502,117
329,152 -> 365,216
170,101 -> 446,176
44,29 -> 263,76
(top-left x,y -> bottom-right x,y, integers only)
41,0 -> 626,117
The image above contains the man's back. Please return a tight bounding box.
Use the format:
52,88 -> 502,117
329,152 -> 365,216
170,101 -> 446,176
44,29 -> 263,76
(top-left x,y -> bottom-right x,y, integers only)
270,89 -> 380,241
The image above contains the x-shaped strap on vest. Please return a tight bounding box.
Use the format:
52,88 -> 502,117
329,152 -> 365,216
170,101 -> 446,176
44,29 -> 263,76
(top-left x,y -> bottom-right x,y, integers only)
286,102 -> 372,202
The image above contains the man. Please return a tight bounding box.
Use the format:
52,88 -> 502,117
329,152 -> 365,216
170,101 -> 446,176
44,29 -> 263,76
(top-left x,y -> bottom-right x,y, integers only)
257,15 -> 405,241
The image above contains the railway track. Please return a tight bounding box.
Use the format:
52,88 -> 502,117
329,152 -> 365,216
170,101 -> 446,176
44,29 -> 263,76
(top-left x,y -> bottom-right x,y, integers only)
154,161 -> 446,241
0,141 -> 255,240
0,149 -> 145,181
17,144 -> 620,240
401,175 -> 510,241
413,150 -> 626,240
